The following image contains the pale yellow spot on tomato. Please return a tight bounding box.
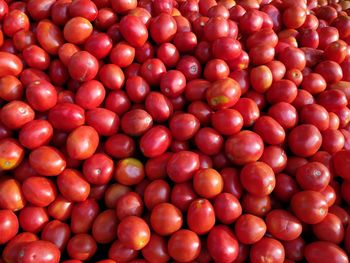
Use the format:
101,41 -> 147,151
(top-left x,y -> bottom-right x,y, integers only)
211,96 -> 229,106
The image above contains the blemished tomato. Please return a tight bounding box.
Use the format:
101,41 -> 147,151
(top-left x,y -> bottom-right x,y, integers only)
234,214 -> 266,244
17,240 -> 61,263
117,216 -> 150,250
291,190 -> 328,224
250,237 -> 285,263
266,210 -> 302,241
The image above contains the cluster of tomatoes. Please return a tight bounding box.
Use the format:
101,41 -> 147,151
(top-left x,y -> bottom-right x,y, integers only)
1,0 -> 350,262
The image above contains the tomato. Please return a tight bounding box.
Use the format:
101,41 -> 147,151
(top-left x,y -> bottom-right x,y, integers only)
192,168 -> 223,198
17,240 -> 61,263
253,116 -> 285,145
99,64 -> 125,90
92,209 -> 118,244
1,101 -> 35,130
36,20 -> 65,55
68,51 -> 99,82
41,220 -> 71,251
171,182 -> 198,212
104,134 -> 135,159
225,130 -> 264,165
266,209 -> 302,241
140,126 -> 171,158
3,232 -> 38,263
29,146 -> 66,176
168,229 -> 201,262
108,240 -> 138,262
66,126 -> 99,160
212,37 -> 241,61
57,169 -> 90,202
67,234 -> 97,261
114,158 -> 145,186
291,191 -> 328,224
116,192 -> 143,220
144,179 -> 170,209
26,80 -> 58,112
250,237 -> 285,263
0,210 -> 18,244
207,225 -> 239,263
288,124 -> 322,157
0,179 -> 26,211
333,150 -> 350,179
250,65 -> 273,93
119,15 -> 148,47
296,162 -> 330,191
150,203 -> 182,236
242,194 -> 272,217
206,78 -> 241,110
22,177 -> 57,207
117,216 -> 150,250
142,234 -> 170,263
187,198 -> 215,235
211,109 -> 243,136
214,193 -> 242,224
48,195 -> 73,221
234,214 -> 266,244
75,80 -> 105,110
312,213 -> 344,244
159,70 -> 186,98
71,198 -> 99,234
305,241 -> 349,263
0,138 -> 24,170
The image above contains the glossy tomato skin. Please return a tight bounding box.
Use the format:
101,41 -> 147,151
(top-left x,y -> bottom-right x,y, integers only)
206,78 -> 241,110
25,80 -> 58,112
71,198 -> 99,234
22,177 -> 57,207
150,202 -> 183,236
167,229 -> 201,262
1,101 -> 35,130
0,210 -> 18,244
36,20 -> 65,55
142,234 -> 170,263
120,15 -> 148,47
288,124 -> 322,157
66,126 -> 99,160
57,169 -> 90,202
92,209 -> 118,244
187,198 -> 215,235
68,51 -> 98,82
214,193 -> 242,224
41,220 -> 71,251
0,138 -> 24,170
116,192 -> 143,220
234,214 -> 266,245
48,103 -> 85,132
207,225 -> 239,263
2,232 -> 39,263
29,146 -> 66,176
305,241 -> 349,263
75,80 -> 105,110
225,130 -> 264,165
108,240 -> 138,262
19,206 -> 48,233
167,151 -> 199,183
250,237 -> 285,263
291,191 -> 328,224
266,210 -> 302,241
193,168 -> 223,199
67,234 -> 97,261
114,158 -> 145,186
117,216 -> 150,250
140,126 -> 171,158
17,240 -> 61,263
312,213 -> 344,244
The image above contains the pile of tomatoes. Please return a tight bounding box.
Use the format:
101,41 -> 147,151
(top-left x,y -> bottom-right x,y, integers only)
1,0 -> 350,262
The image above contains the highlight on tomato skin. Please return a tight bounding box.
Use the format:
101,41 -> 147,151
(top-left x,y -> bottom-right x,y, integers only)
1,0 -> 350,262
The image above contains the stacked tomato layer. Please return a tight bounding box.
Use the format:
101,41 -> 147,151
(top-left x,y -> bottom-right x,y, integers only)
1,0 -> 350,262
